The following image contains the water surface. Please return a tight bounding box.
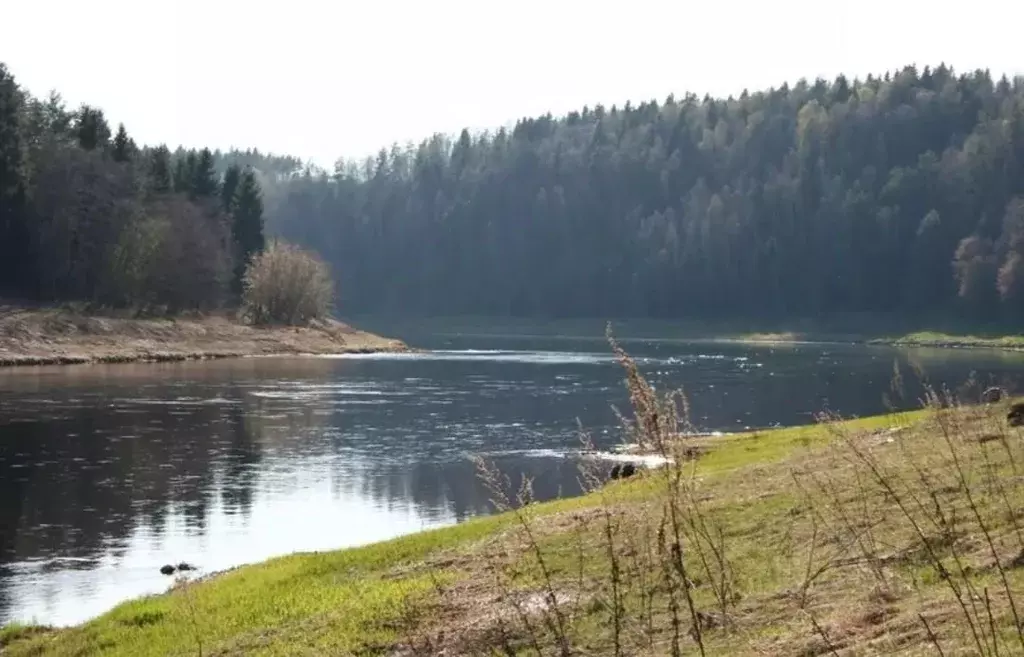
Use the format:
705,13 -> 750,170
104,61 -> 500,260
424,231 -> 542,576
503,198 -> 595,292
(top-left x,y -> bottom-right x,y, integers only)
1,327 -> 1023,626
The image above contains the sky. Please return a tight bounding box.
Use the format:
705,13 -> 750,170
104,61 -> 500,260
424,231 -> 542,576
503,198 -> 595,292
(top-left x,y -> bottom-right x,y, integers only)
3,0 -> 1023,168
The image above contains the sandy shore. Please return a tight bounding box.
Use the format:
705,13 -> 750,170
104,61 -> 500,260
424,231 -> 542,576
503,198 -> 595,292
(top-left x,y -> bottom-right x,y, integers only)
0,306 -> 408,367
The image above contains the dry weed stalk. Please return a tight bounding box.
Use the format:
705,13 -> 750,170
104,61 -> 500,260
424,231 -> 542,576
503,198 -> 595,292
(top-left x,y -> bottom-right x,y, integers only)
474,456 -> 573,656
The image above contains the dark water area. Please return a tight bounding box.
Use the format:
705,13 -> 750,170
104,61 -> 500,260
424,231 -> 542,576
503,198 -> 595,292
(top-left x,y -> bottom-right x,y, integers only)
2,324 -> 1024,626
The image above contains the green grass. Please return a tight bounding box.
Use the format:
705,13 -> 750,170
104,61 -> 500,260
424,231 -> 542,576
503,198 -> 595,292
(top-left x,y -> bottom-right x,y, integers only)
692,410 -> 921,474
882,330 -> 1024,349
1,515 -> 516,656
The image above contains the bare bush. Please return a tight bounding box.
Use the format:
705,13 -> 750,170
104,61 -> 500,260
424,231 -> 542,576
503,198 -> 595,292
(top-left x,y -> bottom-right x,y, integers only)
241,240 -> 334,325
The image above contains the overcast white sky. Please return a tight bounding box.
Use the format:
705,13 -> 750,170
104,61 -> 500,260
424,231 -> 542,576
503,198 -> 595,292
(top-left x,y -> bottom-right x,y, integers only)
3,0 -> 1022,167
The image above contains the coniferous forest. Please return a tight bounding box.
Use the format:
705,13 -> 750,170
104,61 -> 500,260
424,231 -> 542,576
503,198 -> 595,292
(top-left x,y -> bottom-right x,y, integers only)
265,64 -> 1024,323
5,62 -> 1024,324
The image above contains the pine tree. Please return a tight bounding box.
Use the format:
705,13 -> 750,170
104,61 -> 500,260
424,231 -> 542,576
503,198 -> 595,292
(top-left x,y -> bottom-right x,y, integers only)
190,148 -> 218,198
75,104 -> 110,150
149,145 -> 173,194
173,153 -> 191,193
0,63 -> 30,295
111,123 -> 133,162
221,163 -> 241,213
231,168 -> 265,294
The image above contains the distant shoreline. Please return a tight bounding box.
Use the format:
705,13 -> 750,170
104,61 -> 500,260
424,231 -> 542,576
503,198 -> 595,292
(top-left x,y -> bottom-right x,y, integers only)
0,306 -> 409,368
866,331 -> 1024,352
714,331 -> 1024,351
351,316 -> 1024,353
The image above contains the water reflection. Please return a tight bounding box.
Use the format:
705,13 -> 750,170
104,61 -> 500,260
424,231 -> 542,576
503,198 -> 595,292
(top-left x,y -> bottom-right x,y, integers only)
1,338 -> 1024,626
0,356 -> 592,626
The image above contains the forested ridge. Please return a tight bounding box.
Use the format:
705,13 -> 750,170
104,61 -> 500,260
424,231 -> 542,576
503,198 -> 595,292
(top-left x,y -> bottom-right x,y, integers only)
6,62 -> 1024,323
0,63 -> 265,312
261,64 -> 1024,321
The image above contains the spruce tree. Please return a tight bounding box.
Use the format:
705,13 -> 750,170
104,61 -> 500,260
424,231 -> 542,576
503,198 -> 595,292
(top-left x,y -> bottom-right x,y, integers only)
221,163 -> 241,213
231,168 -> 265,294
173,153 -> 191,193
75,105 -> 110,150
190,148 -> 218,198
149,145 -> 173,194
0,63 -> 30,295
111,123 -> 133,162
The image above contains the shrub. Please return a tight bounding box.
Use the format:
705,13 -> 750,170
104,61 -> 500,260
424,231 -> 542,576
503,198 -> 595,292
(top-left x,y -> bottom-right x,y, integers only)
241,240 -> 334,325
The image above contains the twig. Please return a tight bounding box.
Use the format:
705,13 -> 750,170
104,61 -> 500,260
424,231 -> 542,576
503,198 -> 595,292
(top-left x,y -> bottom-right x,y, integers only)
918,613 -> 946,657
805,610 -> 841,657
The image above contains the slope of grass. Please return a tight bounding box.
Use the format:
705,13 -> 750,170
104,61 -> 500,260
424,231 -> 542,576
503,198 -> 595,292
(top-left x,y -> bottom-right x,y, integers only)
414,394 -> 1024,656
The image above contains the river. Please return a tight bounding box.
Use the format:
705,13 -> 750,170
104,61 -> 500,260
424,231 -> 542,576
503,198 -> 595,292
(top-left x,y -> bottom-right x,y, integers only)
1,325 -> 1023,626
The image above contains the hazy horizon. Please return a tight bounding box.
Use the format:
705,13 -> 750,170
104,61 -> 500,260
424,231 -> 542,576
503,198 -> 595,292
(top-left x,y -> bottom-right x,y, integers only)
4,0 -> 1023,167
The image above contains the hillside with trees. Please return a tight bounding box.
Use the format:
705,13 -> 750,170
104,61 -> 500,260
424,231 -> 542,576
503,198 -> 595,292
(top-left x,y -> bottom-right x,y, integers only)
261,65 -> 1024,322
7,61 -> 1024,325
0,63 -> 266,314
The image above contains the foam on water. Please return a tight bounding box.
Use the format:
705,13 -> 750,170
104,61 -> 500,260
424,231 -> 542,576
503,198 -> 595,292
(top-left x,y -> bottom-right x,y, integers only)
485,447 -> 675,468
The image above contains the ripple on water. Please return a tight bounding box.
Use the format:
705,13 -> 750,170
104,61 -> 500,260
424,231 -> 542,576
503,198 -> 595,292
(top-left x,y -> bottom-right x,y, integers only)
314,349 -> 614,365
314,349 -> 747,368
111,397 -> 240,406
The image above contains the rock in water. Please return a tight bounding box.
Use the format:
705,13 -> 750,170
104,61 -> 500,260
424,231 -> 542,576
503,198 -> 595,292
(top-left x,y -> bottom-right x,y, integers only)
1008,403 -> 1024,427
621,463 -> 637,478
609,464 -> 622,480
159,564 -> 176,576
981,386 -> 1004,404
177,562 -> 194,572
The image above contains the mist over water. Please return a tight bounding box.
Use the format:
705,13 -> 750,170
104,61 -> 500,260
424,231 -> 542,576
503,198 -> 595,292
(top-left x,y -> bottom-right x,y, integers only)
1,324 -> 1023,626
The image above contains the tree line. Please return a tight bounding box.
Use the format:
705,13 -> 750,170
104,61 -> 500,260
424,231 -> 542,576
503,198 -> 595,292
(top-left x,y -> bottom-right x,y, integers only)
0,62 -> 265,313
258,64 -> 1024,321
7,62 -> 1024,323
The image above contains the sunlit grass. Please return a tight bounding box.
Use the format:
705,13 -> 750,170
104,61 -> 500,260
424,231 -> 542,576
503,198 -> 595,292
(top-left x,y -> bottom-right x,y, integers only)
885,330 -> 1024,349
1,517 -> 511,656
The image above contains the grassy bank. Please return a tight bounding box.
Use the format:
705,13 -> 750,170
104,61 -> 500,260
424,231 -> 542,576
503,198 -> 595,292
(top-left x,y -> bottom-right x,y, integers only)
731,329 -> 1024,351
875,331 -> 1024,351
0,305 -> 408,367
5,341 -> 1024,655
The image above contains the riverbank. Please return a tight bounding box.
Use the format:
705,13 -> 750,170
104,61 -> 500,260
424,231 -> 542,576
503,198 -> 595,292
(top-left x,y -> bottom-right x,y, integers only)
712,329 -> 1024,351
870,330 -> 1024,351
0,306 -> 409,367
5,384 -> 1022,655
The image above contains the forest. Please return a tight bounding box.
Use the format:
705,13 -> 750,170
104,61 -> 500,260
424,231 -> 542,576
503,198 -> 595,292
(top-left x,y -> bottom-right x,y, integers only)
0,63 -> 265,312
261,64 -> 1024,321
5,61 -> 1024,322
